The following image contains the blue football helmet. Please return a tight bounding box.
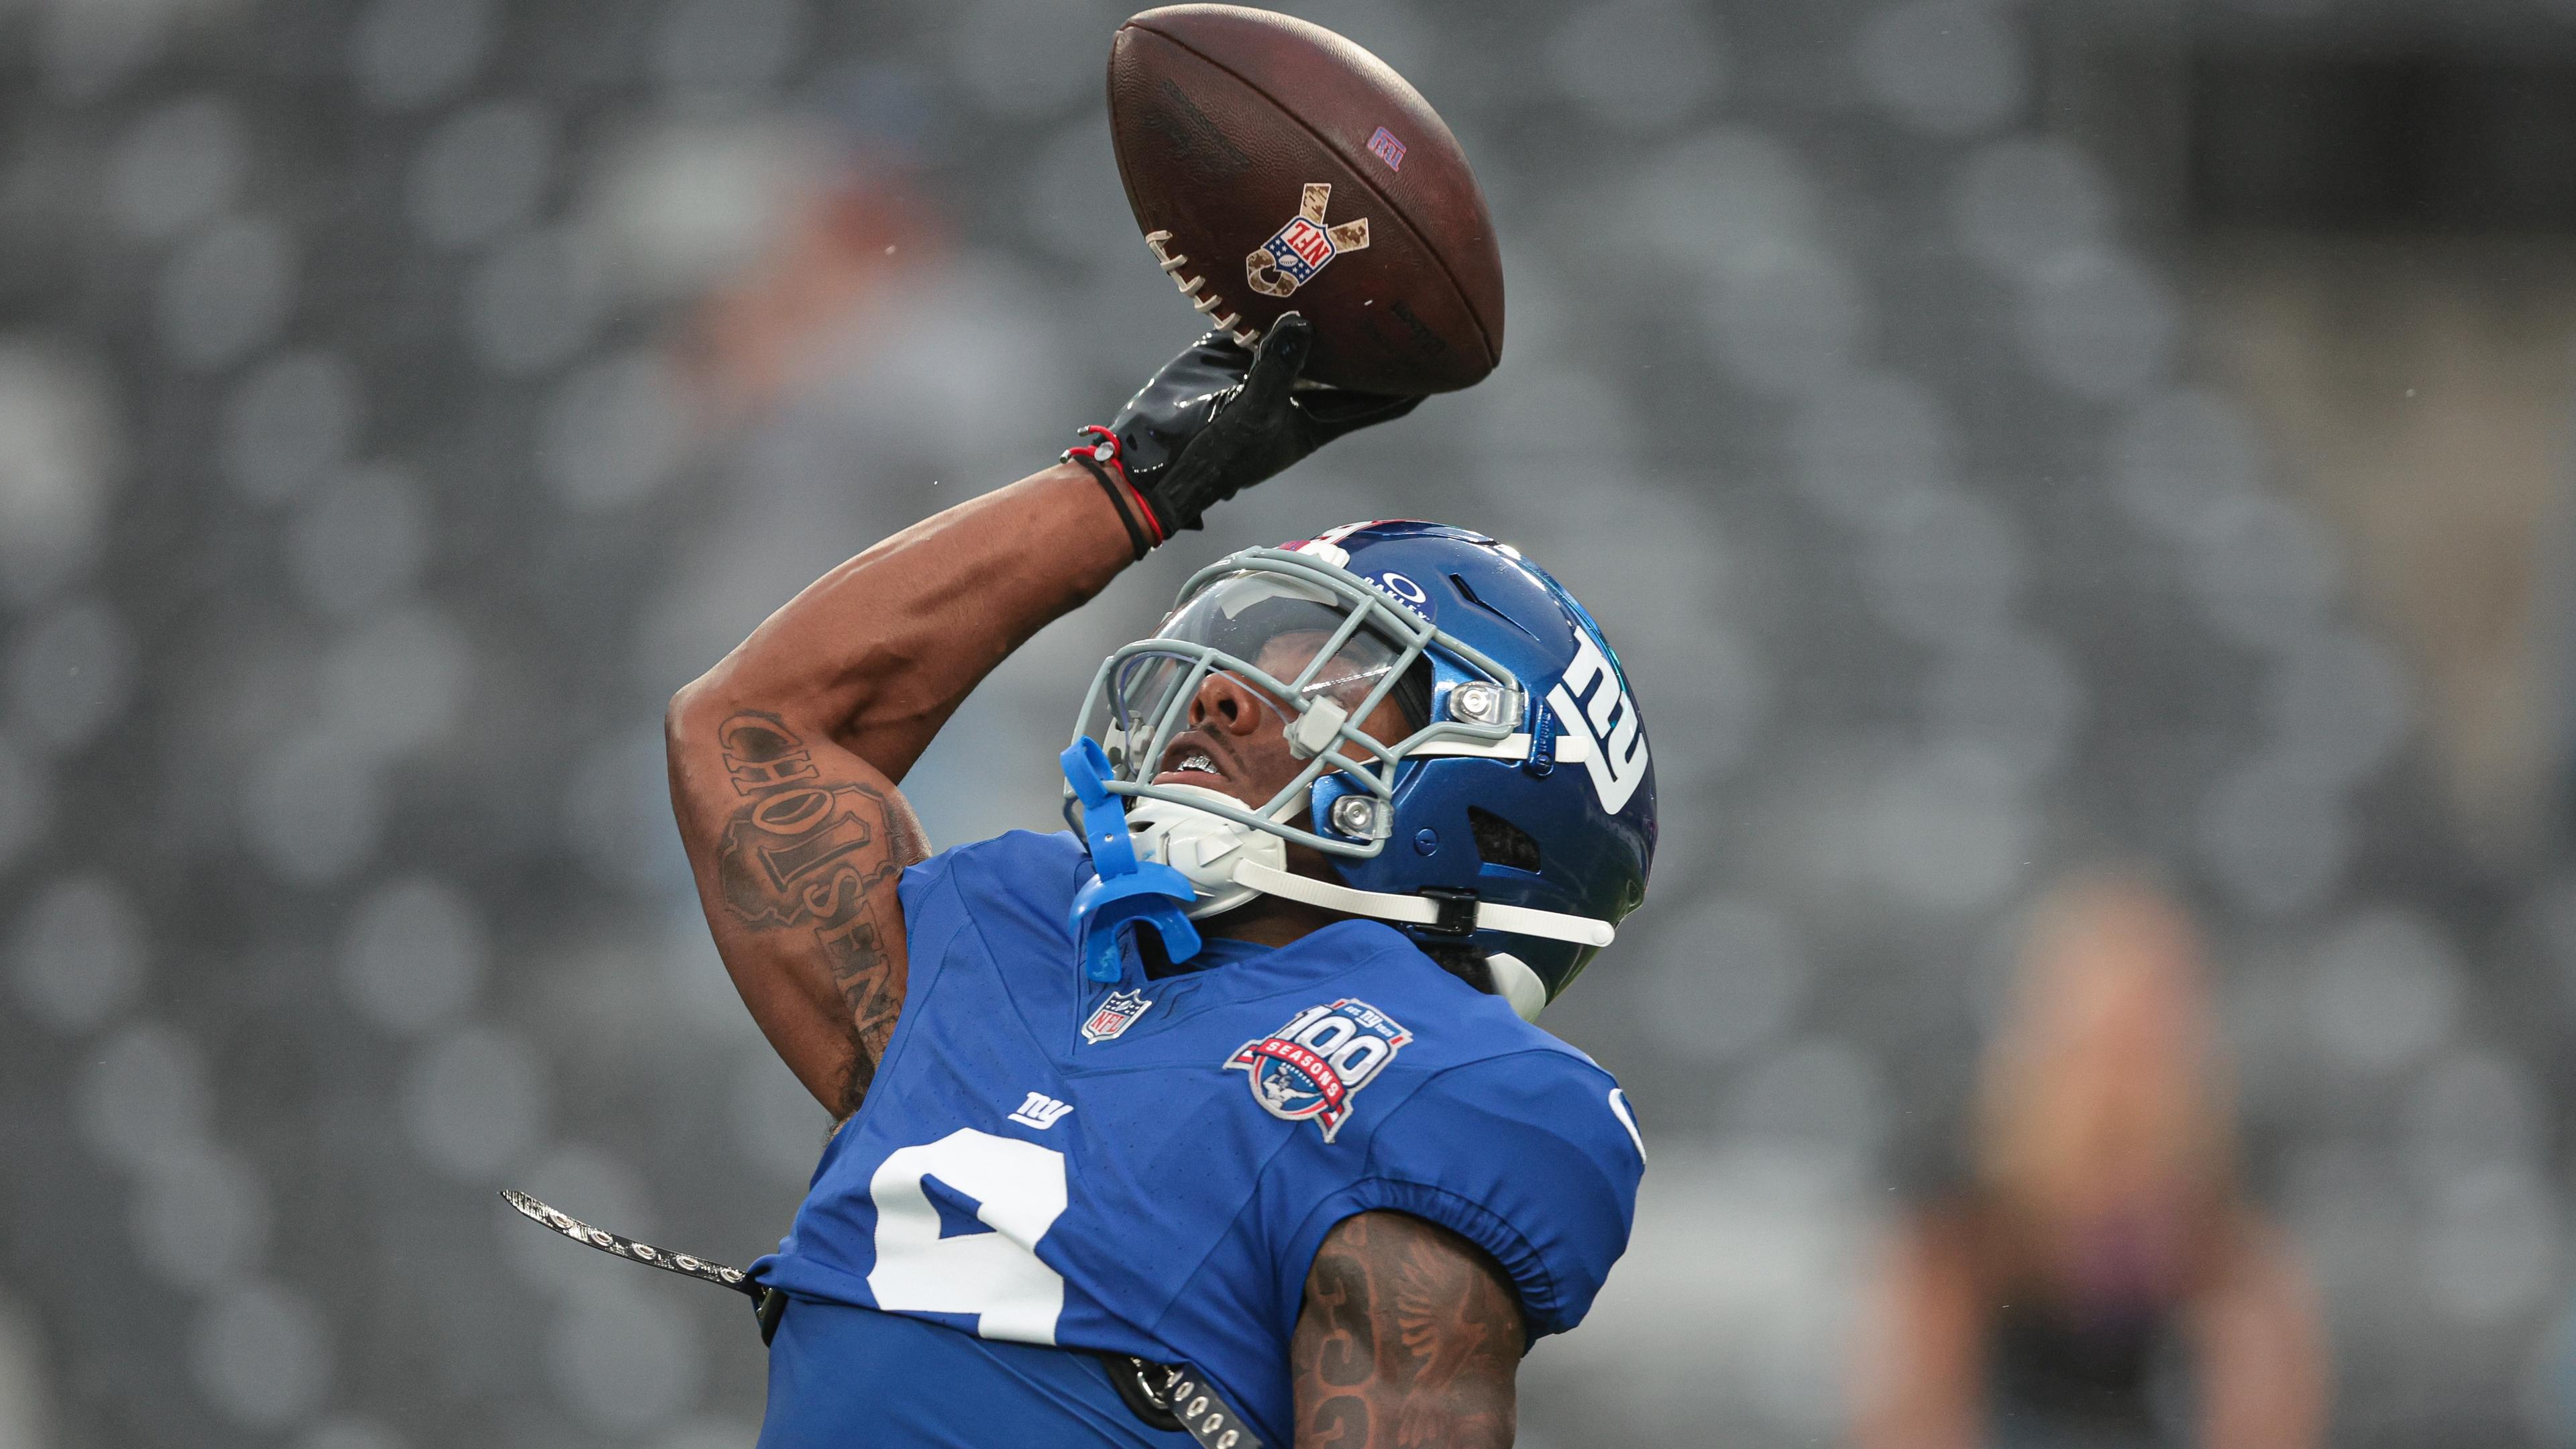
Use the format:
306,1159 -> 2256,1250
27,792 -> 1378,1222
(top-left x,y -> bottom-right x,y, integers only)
1065,520 -> 1657,1017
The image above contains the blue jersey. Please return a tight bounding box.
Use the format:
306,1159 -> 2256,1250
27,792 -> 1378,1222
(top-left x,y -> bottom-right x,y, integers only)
751,830 -> 1646,1446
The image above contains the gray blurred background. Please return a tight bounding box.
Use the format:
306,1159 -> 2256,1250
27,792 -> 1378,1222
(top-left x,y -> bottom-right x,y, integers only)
3,0 -> 2574,1444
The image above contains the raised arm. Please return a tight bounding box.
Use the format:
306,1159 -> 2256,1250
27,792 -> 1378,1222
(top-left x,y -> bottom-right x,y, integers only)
665,466 -> 1133,1114
666,315 -> 1419,1116
1291,1211 -> 1525,1448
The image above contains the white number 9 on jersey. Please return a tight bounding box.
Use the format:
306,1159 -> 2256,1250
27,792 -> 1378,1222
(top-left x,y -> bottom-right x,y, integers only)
866,1128 -> 1071,1344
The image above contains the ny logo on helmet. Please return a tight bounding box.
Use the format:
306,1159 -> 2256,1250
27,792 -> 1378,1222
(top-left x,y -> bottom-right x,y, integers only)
1548,631 -> 1648,814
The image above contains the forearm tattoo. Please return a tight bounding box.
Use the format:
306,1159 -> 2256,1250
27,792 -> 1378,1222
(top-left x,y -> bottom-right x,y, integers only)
1291,1211 -> 1523,1448
710,711 -> 920,1116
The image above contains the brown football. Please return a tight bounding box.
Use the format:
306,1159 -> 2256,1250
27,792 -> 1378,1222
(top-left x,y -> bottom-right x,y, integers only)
1107,5 -> 1504,394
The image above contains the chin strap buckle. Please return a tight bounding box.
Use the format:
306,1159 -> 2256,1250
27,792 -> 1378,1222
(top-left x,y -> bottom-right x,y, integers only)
1416,886 -> 1481,937
1062,739 -> 1201,983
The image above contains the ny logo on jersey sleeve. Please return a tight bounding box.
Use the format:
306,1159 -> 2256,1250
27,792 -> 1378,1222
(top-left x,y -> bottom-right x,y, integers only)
1225,999 -> 1411,1142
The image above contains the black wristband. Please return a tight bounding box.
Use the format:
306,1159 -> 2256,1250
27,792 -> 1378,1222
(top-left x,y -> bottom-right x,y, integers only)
1065,448 -> 1151,561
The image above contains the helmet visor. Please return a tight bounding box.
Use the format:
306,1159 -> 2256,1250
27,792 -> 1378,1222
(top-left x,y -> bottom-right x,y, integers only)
1071,545 -> 1524,862
1106,571 -> 1412,757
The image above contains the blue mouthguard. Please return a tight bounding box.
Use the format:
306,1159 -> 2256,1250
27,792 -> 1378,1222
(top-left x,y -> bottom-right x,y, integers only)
1061,739 -> 1201,983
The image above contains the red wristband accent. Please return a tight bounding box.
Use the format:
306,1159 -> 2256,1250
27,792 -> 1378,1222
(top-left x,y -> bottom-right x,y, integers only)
1072,427 -> 1166,546
1130,480 -> 1165,545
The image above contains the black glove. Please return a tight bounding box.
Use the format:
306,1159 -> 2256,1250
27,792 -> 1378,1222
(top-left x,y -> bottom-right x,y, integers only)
1067,314 -> 1422,556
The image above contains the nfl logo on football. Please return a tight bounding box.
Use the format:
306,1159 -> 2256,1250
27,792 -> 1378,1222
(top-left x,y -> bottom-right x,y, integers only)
1263,217 -> 1336,285
1082,988 -> 1153,1044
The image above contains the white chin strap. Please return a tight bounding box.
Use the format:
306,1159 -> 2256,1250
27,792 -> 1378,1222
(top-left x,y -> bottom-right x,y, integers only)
1127,789 -> 1613,1024
1230,860 -> 1615,949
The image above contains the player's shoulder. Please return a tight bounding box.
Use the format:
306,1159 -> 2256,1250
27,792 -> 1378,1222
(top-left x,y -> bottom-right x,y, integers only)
1390,1020 -> 1634,1150
1327,948 -> 1646,1339
906,828 -> 1087,894
899,828 -> 1089,936
1341,942 -> 1640,1153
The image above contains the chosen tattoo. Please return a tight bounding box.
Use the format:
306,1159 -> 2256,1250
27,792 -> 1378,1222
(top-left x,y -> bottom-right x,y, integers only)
710,711 -> 921,1114
1291,1211 -> 1523,1449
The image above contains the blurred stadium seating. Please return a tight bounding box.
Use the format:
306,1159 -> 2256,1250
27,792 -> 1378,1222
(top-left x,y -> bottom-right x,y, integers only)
1,1 -> 2571,1445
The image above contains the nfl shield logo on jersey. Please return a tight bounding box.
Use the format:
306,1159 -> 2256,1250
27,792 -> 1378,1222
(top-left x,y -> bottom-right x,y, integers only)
1225,998 -> 1413,1142
1081,989 -> 1153,1044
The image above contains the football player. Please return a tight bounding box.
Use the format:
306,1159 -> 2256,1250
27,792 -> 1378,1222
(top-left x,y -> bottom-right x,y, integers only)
667,315 -> 1657,1448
